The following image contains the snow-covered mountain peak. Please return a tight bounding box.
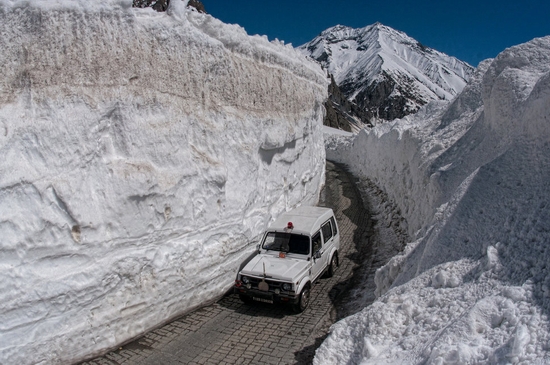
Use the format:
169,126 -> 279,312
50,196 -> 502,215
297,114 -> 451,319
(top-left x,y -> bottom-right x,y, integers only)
300,23 -> 475,124
317,22 -> 387,45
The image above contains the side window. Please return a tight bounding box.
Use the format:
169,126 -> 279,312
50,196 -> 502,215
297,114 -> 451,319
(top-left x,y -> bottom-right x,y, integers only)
321,221 -> 333,242
312,231 -> 322,254
330,216 -> 338,235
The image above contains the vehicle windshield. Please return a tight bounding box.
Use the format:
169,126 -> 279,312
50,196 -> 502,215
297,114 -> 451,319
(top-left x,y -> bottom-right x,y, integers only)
262,232 -> 310,255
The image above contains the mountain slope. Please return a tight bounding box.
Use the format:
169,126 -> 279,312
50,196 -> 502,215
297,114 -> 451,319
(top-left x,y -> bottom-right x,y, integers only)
300,23 -> 474,125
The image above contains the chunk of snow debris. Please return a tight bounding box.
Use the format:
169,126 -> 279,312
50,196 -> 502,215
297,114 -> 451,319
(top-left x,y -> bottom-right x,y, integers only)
509,324 -> 531,359
167,0 -> 188,20
501,286 -> 527,302
431,268 -> 459,289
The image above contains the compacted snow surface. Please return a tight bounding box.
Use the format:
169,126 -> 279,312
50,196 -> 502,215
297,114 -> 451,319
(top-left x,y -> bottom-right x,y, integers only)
0,1 -> 328,363
320,37 -> 550,364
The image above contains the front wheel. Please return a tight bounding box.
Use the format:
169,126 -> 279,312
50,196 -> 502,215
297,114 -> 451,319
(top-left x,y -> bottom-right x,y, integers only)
293,286 -> 310,313
327,254 -> 338,277
239,294 -> 253,304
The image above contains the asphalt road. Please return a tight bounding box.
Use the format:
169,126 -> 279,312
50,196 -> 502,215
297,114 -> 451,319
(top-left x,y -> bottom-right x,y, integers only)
80,161 -> 385,365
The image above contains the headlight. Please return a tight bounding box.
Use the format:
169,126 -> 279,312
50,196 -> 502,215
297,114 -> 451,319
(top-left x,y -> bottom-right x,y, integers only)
282,283 -> 292,291
241,276 -> 250,284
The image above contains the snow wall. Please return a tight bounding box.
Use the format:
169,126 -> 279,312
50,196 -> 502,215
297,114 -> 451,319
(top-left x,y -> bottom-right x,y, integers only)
321,37 -> 550,363
0,1 -> 328,364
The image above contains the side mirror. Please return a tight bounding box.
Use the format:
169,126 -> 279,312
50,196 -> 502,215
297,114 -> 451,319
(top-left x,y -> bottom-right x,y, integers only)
314,251 -> 322,259
256,244 -> 261,253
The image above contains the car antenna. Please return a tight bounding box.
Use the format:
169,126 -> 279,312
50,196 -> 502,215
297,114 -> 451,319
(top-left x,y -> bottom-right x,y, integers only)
258,262 -> 269,292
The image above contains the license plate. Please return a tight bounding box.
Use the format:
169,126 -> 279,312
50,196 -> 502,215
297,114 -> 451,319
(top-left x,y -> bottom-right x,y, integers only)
253,297 -> 273,304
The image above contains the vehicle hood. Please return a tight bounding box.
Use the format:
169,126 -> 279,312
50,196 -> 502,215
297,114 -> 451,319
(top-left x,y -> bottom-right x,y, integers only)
241,254 -> 310,281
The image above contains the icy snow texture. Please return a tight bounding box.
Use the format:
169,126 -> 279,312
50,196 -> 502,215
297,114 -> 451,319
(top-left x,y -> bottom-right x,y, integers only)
0,1 -> 328,364
320,36 -> 550,364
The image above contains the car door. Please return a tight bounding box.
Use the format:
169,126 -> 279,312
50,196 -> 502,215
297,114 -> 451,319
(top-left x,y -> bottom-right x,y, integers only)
310,230 -> 325,281
321,219 -> 334,260
329,216 -> 340,249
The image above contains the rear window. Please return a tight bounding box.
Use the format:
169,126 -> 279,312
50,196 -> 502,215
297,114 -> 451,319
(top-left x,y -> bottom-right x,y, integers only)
321,221 -> 333,241
330,216 -> 338,235
262,232 -> 310,255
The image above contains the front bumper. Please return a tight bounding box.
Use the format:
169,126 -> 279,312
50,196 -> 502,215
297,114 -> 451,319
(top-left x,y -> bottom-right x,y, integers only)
234,286 -> 299,305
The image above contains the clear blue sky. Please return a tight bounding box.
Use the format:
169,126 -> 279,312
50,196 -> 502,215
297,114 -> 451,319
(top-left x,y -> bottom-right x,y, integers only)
202,0 -> 550,67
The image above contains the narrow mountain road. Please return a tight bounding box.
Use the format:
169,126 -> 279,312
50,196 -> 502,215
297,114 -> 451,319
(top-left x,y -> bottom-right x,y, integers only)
80,161 -> 404,365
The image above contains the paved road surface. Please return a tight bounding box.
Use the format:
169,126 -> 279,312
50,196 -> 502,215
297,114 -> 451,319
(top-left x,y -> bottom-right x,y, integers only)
80,161 -> 374,365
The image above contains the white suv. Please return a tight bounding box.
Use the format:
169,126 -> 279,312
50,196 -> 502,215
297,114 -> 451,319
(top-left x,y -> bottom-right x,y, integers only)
235,206 -> 340,313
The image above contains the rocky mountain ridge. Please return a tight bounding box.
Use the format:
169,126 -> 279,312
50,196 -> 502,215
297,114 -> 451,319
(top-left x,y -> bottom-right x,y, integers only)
300,23 -> 475,129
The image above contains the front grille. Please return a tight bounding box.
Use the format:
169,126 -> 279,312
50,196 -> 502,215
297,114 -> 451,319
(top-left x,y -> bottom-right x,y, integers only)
246,277 -> 293,293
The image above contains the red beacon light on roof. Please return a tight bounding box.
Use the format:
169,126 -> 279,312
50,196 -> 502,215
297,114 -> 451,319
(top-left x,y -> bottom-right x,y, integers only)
287,222 -> 294,229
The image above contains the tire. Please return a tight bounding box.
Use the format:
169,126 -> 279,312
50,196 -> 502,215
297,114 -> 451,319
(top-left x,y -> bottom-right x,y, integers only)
239,294 -> 253,304
293,285 -> 310,313
327,254 -> 338,277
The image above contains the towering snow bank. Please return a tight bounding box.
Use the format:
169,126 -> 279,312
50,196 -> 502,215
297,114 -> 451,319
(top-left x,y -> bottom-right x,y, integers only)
321,37 -> 550,364
0,1 -> 327,364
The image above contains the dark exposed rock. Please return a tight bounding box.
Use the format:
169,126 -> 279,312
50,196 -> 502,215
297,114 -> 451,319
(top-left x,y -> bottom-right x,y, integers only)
325,69 -> 430,129
188,0 -> 206,13
351,71 -> 428,121
133,0 -> 169,11
132,0 -> 206,13
324,75 -> 372,131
